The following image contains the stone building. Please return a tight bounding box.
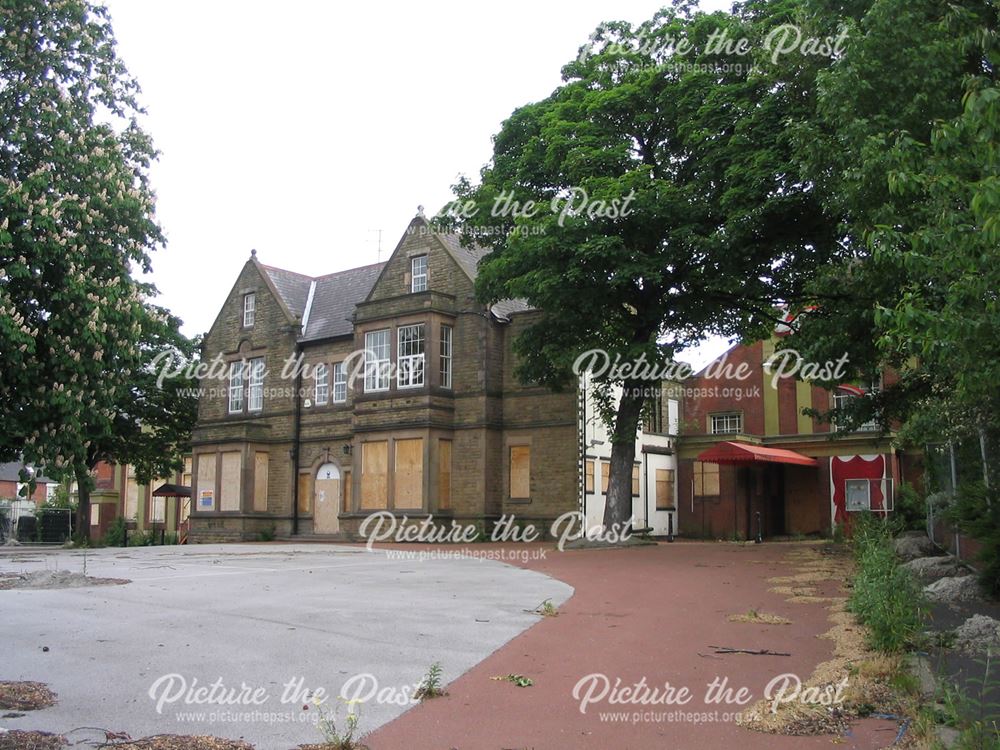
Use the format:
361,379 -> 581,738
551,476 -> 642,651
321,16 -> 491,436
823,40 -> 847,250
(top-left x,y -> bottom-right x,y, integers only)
189,215 -> 679,542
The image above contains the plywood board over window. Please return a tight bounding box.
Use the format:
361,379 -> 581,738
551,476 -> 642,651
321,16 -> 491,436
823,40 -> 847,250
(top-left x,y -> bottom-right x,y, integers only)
220,452 -> 242,512
253,453 -> 269,512
438,440 -> 452,510
342,470 -> 352,513
197,453 -> 217,512
656,468 -> 675,510
693,461 -> 720,496
361,441 -> 388,509
394,438 -> 424,509
510,445 -> 530,499
298,472 -> 312,514
585,460 -> 594,494
631,464 -> 641,497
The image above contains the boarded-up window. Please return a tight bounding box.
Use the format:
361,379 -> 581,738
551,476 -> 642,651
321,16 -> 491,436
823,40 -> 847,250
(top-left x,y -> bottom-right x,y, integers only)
438,440 -> 452,510
197,453 -> 217,511
632,464 -> 641,497
253,453 -> 269,512
361,441 -> 388,509
510,445 -> 530,499
693,461 -> 720,496
601,463 -> 609,494
394,438 -> 423,509
297,472 -> 312,514
342,470 -> 352,512
124,468 -> 139,520
151,495 -> 166,523
585,460 -> 594,493
90,503 -> 100,526
220,452 -> 242,511
182,457 -> 192,488
656,469 -> 675,510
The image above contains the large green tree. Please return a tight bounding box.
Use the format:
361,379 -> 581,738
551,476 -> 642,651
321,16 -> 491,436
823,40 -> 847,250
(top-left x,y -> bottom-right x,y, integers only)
775,0 -> 998,443
443,1 -> 841,531
0,0 -> 195,537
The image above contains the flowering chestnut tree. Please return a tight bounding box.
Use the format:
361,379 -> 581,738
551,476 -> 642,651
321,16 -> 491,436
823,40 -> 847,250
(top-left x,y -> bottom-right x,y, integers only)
0,0 -> 195,537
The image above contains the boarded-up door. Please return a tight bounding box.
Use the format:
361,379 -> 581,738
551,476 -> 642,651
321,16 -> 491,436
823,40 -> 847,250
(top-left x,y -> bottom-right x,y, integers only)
314,462 -> 340,534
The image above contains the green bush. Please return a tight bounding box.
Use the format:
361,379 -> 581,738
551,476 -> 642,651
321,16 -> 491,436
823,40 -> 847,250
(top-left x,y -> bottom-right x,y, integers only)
848,514 -> 925,652
947,482 -> 1000,598
103,516 -> 127,547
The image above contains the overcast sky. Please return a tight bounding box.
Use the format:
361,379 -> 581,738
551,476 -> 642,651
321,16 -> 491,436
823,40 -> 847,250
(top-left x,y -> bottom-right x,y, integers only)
102,0 -> 733,366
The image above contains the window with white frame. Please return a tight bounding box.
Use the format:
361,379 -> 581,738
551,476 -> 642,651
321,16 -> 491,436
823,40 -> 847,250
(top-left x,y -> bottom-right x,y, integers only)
243,292 -> 255,327
364,329 -> 390,392
397,324 -> 425,388
845,479 -> 871,511
710,412 -> 742,435
833,385 -> 880,432
332,361 -> 347,403
411,255 -> 428,293
314,363 -> 328,406
228,361 -> 245,413
248,357 -> 265,411
440,324 -> 452,389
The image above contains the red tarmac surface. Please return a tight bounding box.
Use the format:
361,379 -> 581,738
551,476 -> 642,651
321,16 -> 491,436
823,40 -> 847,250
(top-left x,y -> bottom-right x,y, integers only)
368,541 -> 903,750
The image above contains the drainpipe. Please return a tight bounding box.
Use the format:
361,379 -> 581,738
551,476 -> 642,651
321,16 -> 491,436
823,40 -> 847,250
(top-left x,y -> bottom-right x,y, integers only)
643,451 -> 649,533
291,340 -> 303,536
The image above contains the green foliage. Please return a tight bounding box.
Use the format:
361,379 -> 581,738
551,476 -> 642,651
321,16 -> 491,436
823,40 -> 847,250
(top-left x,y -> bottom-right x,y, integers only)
848,514 -> 925,652
315,698 -> 367,750
0,0 -> 198,539
895,482 -> 926,532
936,651 -> 1000,749
415,662 -> 445,701
442,1 -> 839,528
257,524 -> 276,542
103,515 -> 126,547
783,0 -> 1000,444
492,673 -> 534,688
947,483 -> 1000,598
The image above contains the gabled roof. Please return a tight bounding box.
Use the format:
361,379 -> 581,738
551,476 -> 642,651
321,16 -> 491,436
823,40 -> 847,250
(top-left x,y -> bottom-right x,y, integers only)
258,265 -> 313,320
246,216 -> 534,343
302,263 -> 386,341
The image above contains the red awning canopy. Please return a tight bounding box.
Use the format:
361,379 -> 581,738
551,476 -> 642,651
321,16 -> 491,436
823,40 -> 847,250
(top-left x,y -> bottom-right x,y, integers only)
695,441 -> 818,467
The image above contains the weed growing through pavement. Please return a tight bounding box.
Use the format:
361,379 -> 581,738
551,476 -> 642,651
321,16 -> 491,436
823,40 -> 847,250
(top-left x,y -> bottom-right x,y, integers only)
415,662 -> 446,700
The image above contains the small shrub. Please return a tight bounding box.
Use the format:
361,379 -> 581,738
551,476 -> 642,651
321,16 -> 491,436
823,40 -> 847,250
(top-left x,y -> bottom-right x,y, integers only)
947,482 -> 1000,599
415,662 -> 445,700
103,516 -> 127,547
258,524 -> 276,542
315,698 -> 366,750
848,514 -> 925,653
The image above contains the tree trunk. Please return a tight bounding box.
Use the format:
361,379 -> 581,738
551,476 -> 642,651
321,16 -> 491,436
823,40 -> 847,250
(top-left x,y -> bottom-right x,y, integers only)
602,381 -> 645,531
74,464 -> 91,544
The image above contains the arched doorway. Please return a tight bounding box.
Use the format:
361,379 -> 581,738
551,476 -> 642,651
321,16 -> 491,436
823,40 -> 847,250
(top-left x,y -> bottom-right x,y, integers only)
314,463 -> 341,534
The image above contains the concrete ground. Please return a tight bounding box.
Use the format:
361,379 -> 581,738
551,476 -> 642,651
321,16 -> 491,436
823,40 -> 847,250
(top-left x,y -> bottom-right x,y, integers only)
0,543 -> 572,750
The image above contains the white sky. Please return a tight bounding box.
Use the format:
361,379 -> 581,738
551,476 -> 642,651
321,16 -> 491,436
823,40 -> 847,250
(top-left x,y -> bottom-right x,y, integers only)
102,0 -> 733,368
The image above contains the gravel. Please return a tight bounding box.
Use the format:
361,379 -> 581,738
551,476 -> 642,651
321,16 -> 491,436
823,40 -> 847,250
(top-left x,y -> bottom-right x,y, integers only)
0,570 -> 129,590
925,575 -> 982,605
894,535 -> 940,561
901,555 -> 968,583
952,614 -> 1000,653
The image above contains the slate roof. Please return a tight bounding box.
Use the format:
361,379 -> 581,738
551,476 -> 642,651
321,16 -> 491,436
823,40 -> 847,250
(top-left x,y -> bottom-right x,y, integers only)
258,265 -> 313,319
0,461 -> 55,484
256,222 -> 533,342
302,263 -> 386,341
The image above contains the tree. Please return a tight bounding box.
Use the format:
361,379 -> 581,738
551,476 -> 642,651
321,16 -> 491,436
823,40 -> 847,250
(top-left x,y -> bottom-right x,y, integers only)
0,0 -> 193,538
442,1 -> 840,531
70,303 -> 199,536
775,0 -> 998,443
